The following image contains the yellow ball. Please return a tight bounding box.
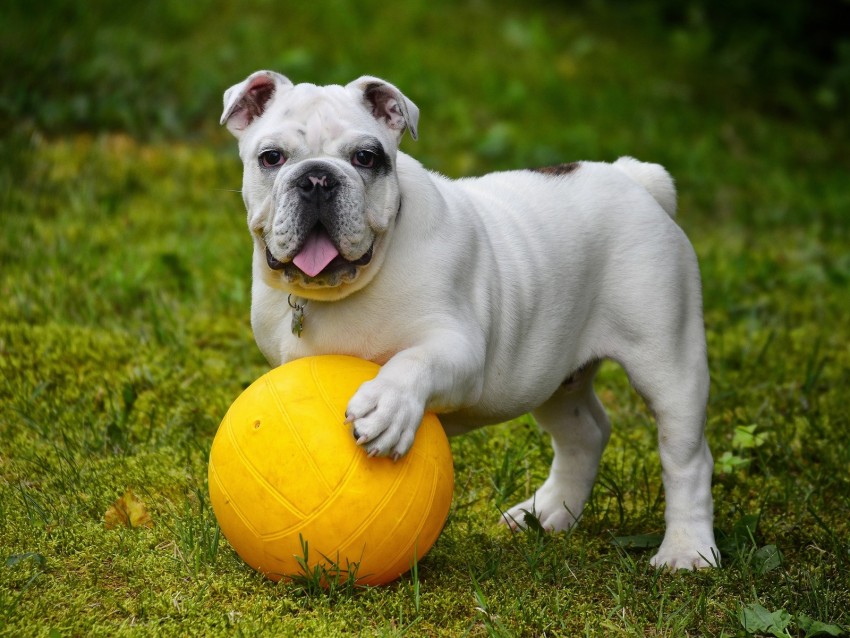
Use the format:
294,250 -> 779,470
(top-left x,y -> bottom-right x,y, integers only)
208,355 -> 454,586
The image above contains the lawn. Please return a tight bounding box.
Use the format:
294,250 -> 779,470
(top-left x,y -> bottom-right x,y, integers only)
1,1 -> 849,636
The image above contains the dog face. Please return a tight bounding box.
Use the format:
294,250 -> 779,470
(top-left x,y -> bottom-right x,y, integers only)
221,72 -> 419,300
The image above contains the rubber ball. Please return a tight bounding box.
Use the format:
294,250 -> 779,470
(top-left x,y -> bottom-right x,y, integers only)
208,355 -> 454,586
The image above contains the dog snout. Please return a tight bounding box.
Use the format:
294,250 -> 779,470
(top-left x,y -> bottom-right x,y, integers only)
296,169 -> 338,204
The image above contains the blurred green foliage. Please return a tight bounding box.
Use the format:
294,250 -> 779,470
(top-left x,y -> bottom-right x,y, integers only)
599,0 -> 850,117
2,0 -> 848,141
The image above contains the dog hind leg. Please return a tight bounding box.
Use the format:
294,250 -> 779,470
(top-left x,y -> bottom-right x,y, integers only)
502,362 -> 610,532
619,339 -> 718,570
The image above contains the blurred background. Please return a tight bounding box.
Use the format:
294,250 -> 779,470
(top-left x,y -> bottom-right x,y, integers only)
2,0 -> 848,167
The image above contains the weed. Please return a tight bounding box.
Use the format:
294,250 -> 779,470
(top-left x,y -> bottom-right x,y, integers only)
489,437 -> 532,508
469,571 -> 512,638
1,553 -> 47,621
408,547 -> 421,615
736,602 -> 845,638
286,534 -> 363,600
165,489 -> 222,579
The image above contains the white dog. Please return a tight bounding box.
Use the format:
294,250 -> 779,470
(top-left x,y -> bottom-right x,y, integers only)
221,71 -> 718,569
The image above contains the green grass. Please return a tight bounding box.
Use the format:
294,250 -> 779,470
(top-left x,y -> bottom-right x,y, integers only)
2,1 -> 849,636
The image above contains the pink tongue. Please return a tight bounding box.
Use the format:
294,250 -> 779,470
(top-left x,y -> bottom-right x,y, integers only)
292,228 -> 339,277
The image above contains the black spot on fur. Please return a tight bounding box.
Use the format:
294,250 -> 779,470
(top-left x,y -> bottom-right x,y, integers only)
531,162 -> 580,176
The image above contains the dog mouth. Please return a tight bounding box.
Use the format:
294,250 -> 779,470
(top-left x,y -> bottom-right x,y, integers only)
265,225 -> 373,282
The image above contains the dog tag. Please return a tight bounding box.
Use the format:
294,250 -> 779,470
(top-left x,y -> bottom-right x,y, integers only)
288,295 -> 306,338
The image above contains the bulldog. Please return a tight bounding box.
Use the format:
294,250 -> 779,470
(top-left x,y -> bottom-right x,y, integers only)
220,71 -> 718,570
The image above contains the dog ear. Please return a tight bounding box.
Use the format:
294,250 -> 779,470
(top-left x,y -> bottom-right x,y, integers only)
347,76 -> 419,141
221,70 -> 293,136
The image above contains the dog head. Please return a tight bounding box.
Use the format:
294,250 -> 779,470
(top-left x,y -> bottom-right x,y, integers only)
221,71 -> 418,300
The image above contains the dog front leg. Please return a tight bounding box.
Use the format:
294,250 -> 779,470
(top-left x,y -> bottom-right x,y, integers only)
345,334 -> 484,459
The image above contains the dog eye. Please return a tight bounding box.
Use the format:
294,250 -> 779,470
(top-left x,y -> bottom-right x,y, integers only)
259,150 -> 286,168
352,150 -> 376,168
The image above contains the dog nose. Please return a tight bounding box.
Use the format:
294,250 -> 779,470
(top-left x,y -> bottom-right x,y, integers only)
296,169 -> 338,202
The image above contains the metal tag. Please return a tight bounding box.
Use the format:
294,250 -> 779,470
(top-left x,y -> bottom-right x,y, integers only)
288,295 -> 305,338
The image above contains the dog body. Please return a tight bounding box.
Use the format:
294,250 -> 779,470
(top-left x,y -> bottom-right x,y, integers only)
222,71 -> 718,569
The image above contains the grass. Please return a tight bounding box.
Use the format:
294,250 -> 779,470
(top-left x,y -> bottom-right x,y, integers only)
2,0 -> 849,636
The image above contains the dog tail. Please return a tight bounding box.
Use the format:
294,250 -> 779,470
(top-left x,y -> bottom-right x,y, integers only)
613,156 -> 677,219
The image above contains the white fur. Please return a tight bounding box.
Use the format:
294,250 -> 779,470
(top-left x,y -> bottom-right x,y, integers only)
223,73 -> 718,570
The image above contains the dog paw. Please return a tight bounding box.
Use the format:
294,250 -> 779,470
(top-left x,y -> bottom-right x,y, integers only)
500,481 -> 584,532
345,377 -> 424,459
650,530 -> 719,570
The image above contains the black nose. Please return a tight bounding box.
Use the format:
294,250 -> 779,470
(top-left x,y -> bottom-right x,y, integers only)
296,169 -> 338,202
